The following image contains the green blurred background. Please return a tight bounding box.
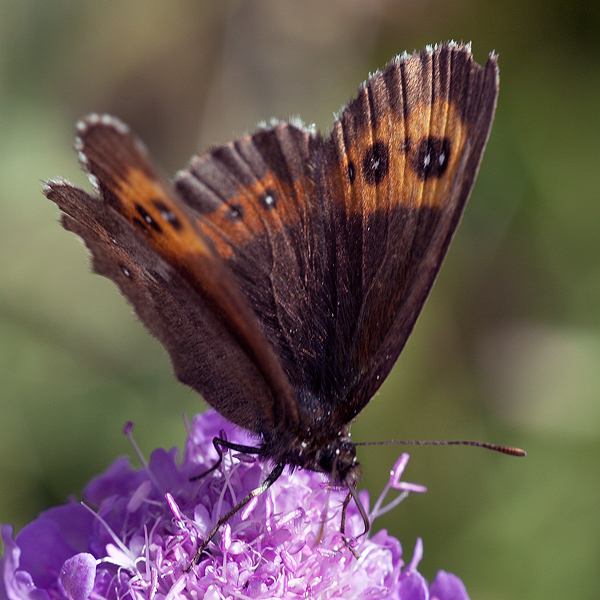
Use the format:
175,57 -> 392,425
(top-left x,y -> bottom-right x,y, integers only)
1,1 -> 599,598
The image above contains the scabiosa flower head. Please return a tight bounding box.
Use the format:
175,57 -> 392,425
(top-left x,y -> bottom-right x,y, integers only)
1,410 -> 470,599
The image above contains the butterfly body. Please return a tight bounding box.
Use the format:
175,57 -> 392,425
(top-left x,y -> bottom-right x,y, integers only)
45,42 -> 498,496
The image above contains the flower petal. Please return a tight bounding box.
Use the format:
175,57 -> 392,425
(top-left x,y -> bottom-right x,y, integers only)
429,570 -> 471,600
60,553 -> 96,600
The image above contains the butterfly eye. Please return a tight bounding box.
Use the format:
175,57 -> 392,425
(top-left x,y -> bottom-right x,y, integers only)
318,449 -> 337,473
362,141 -> 389,185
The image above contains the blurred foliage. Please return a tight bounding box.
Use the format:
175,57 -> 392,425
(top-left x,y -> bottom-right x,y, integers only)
1,1 -> 599,599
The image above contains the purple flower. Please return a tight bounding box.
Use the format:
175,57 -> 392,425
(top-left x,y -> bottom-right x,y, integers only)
1,410 -> 470,599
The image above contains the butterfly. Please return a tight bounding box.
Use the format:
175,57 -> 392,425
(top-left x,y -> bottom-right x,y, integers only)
44,41 -> 504,560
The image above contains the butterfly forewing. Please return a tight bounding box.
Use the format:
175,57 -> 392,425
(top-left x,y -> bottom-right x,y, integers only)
313,44 -> 499,422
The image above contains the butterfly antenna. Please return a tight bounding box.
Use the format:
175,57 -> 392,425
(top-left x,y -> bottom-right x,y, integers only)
355,439 -> 526,456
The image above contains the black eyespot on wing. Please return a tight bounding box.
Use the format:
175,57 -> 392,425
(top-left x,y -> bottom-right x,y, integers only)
152,199 -> 183,230
362,141 -> 389,185
135,204 -> 162,233
120,264 -> 132,279
226,203 -> 244,221
347,161 -> 356,184
412,136 -> 451,180
259,189 -> 278,210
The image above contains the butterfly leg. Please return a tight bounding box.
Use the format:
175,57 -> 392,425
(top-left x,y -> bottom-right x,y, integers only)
186,461 -> 285,571
190,435 -> 263,481
340,479 -> 370,557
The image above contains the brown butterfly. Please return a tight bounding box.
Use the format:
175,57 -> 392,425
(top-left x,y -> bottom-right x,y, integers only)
44,42 -> 507,561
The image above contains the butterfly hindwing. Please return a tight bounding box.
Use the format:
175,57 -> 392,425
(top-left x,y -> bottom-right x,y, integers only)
44,117 -> 300,434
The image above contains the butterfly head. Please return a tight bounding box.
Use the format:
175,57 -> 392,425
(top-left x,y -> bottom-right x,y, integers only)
316,437 -> 361,487
262,420 -> 361,487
